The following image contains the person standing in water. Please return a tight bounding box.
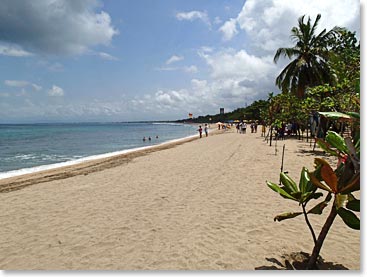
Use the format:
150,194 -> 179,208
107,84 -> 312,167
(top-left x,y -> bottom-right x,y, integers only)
198,125 -> 203,138
204,124 -> 208,137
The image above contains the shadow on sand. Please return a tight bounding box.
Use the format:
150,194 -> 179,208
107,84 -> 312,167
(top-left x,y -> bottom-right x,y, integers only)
255,252 -> 349,270
296,148 -> 329,157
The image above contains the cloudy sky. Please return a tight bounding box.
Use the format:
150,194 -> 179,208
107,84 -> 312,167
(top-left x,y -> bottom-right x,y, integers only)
0,0 -> 360,123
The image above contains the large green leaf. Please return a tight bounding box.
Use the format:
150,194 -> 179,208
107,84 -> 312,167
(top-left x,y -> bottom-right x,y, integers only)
316,139 -> 338,156
307,201 -> 328,215
267,181 -> 297,201
346,195 -> 360,212
346,112 -> 360,119
299,167 -> 312,194
346,200 -> 360,212
280,172 -> 298,193
274,212 -> 303,222
337,207 -> 360,230
325,131 -> 349,154
291,191 -> 302,200
301,192 -> 323,203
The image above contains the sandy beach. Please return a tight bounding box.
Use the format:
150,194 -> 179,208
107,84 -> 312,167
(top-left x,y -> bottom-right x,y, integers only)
0,128 -> 360,270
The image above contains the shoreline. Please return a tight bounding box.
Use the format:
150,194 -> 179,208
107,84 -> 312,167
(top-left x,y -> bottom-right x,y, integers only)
0,121 -> 199,180
0,128 -> 221,193
0,134 -> 198,181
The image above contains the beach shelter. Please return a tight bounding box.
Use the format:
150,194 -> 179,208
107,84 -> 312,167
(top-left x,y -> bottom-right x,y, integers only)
318,111 -> 353,121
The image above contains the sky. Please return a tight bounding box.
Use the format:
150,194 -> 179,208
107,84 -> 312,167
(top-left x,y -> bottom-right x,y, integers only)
0,0 -> 361,123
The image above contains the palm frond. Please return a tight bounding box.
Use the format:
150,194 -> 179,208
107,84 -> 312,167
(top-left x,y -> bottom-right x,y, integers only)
274,48 -> 299,63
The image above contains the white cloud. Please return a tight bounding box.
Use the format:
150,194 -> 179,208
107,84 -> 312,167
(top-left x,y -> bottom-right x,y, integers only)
37,60 -> 64,72
199,46 -> 214,54
213,17 -> 222,25
220,0 -> 360,51
4,80 -> 29,87
4,80 -> 42,91
166,55 -> 184,65
0,44 -> 33,57
48,85 -> 64,97
219,18 -> 238,41
148,47 -> 278,115
31,84 -> 42,91
156,64 -> 198,74
200,49 -> 276,81
183,65 -> 198,73
176,10 -> 211,26
98,52 -> 119,61
156,66 -> 177,71
0,0 -> 119,55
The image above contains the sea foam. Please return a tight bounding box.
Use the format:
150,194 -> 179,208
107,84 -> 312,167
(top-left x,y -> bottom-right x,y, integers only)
0,134 -> 197,180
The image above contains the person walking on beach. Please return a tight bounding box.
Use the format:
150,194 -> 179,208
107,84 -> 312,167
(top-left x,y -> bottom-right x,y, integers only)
198,125 -> 203,138
204,124 -> 208,137
242,122 -> 247,134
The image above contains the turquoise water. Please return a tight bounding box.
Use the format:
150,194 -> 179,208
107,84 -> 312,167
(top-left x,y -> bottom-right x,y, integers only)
0,122 -> 196,177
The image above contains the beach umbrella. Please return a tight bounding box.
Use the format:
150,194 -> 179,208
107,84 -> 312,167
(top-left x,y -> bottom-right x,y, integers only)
318,111 -> 353,121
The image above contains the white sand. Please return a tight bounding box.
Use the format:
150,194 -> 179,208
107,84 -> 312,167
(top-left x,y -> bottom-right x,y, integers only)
0,128 -> 360,270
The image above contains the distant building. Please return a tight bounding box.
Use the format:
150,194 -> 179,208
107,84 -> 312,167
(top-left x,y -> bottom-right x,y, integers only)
220,108 -> 224,114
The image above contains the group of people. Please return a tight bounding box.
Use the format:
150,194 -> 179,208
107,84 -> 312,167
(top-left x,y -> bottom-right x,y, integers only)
236,121 -> 258,134
143,135 -> 159,142
197,124 -> 209,138
274,122 -> 300,140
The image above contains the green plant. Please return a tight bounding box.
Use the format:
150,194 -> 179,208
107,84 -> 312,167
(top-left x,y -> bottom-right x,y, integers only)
267,168 -> 325,244
267,111 -> 360,269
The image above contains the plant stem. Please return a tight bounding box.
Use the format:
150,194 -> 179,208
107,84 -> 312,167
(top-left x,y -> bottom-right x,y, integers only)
302,203 -> 317,245
307,202 -> 338,269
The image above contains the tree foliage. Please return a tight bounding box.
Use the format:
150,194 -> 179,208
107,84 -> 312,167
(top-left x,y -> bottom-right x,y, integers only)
177,100 -> 269,123
267,17 -> 360,269
274,14 -> 340,98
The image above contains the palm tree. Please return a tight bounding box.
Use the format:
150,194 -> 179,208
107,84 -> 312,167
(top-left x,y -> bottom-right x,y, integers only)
274,14 -> 339,98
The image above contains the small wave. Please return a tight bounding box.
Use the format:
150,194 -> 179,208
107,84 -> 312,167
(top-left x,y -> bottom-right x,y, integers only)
0,133 -> 197,180
152,122 -> 184,126
5,153 -> 70,162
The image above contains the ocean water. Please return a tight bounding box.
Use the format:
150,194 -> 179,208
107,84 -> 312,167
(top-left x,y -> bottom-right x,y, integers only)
0,122 -> 197,179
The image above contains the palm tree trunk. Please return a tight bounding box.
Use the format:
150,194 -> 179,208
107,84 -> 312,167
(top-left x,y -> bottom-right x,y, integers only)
307,203 -> 338,269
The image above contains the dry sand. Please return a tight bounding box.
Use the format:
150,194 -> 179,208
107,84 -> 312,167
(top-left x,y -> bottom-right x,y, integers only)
0,128 -> 360,270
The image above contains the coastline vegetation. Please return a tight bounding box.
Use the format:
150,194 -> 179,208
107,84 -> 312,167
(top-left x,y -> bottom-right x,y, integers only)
176,14 -> 359,269
265,14 -> 360,270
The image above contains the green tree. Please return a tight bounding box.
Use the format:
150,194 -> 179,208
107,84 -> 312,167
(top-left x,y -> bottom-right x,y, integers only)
274,14 -> 340,98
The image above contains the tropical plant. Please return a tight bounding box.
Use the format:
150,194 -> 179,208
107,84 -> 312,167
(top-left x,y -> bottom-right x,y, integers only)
274,14 -> 340,98
267,168 -> 325,245
267,111 -> 360,269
